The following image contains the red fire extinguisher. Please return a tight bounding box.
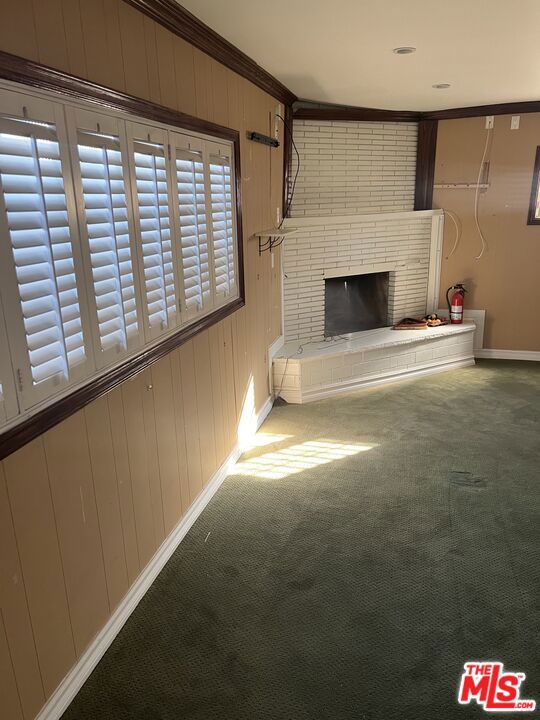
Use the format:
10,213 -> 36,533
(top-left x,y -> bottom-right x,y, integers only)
446,283 -> 466,324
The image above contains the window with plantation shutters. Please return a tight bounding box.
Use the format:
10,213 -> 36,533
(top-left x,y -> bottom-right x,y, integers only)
0,109 -> 91,408
70,113 -> 141,366
209,148 -> 237,303
129,126 -> 179,338
0,81 -> 242,436
171,137 -> 211,319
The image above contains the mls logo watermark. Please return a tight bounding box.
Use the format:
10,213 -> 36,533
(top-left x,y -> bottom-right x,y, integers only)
458,662 -> 536,712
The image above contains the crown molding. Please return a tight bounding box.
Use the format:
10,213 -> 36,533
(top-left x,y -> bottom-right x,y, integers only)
423,100 -> 540,120
294,100 -> 540,123
122,0 -> 296,105
293,106 -> 420,122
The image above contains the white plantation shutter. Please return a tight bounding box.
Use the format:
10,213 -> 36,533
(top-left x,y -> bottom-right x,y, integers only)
68,111 -> 142,367
0,82 -> 241,432
128,125 -> 179,339
0,111 -> 91,407
208,147 -> 237,303
171,137 -> 212,319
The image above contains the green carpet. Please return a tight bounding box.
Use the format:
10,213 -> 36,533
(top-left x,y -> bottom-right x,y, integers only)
62,360 -> 540,720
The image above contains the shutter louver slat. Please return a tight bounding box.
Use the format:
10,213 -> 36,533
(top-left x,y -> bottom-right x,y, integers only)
175,150 -> 211,316
0,128 -> 87,388
77,139 -> 139,354
132,147 -> 176,333
209,156 -> 236,301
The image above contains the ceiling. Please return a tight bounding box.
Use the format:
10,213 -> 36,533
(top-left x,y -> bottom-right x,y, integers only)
178,0 -> 540,111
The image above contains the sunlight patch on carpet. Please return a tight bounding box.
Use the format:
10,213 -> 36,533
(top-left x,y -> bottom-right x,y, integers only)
232,439 -> 375,480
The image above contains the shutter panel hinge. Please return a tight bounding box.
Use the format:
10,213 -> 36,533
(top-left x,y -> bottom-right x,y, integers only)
16,368 -> 23,392
167,143 -> 171,161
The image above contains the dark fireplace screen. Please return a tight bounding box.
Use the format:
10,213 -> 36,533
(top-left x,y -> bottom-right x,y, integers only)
324,272 -> 389,336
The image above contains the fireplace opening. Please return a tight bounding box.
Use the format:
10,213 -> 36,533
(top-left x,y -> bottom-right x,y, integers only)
324,272 -> 390,336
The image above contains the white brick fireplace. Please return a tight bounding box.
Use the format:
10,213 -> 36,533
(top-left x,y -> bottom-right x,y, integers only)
272,208 -> 476,403
282,209 -> 444,342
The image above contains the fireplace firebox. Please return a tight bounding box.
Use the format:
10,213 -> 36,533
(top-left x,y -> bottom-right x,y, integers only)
324,272 -> 390,336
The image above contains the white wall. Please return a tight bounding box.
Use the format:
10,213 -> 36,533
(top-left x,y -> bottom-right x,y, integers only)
290,120 -> 418,217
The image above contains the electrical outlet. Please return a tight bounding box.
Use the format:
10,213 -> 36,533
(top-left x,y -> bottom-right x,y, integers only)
276,207 -> 281,226
271,252 -> 275,268
511,115 -> 520,130
485,116 -> 494,129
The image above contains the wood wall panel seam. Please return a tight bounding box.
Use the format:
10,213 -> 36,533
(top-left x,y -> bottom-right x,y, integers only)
169,350 -> 191,515
151,356 -> 183,534
4,438 -> 77,696
0,609 -> 24,720
118,1 -> 152,100
61,0 -> 88,80
81,408 -> 113,614
43,415 -> 110,657
83,399 -> 130,612
106,391 -> 141,584
141,369 -> 166,545
0,463 -> 45,717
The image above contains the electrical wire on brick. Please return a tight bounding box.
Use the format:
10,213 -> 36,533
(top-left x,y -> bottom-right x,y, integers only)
276,113 -> 300,228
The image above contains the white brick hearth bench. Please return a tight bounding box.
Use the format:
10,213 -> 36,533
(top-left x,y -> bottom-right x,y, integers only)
273,322 -> 475,404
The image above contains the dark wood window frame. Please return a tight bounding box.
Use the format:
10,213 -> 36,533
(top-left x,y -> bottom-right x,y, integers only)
527,146 -> 540,225
0,51 -> 245,460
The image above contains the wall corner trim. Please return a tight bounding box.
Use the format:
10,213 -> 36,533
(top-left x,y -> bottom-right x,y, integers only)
34,394 -> 274,720
122,0 -> 296,105
414,119 -> 438,211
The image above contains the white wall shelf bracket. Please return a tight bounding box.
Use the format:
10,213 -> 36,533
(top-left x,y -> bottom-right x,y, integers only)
254,227 -> 298,255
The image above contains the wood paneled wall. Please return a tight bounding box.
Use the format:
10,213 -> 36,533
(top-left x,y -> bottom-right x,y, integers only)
0,2 -> 284,718
434,113 -> 540,351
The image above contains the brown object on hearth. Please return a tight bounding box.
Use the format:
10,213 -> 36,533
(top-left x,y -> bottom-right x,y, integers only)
423,313 -> 449,327
392,317 -> 428,330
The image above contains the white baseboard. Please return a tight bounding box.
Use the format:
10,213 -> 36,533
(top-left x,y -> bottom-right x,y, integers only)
437,308 -> 485,350
36,395 -> 274,720
475,348 -> 540,361
254,395 -> 274,429
268,334 -> 285,360
268,334 -> 285,394
300,357 -> 475,403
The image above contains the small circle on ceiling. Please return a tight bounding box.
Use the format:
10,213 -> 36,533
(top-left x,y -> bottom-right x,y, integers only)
393,47 -> 416,54
433,83 -> 451,89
